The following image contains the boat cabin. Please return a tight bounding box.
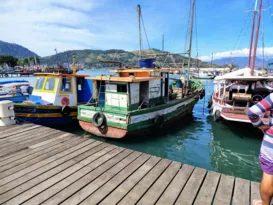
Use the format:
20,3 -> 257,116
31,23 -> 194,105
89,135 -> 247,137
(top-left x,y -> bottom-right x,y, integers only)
214,68 -> 273,108
86,68 -> 186,112
29,73 -> 92,106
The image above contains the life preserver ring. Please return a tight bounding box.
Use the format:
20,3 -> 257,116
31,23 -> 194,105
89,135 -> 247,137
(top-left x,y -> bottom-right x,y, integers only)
92,112 -> 106,128
214,110 -> 221,122
61,97 -> 70,106
154,115 -> 164,127
61,106 -> 71,116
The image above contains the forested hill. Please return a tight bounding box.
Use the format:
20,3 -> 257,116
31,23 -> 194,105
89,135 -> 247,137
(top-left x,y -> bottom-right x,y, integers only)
0,41 -> 39,58
40,49 -> 222,68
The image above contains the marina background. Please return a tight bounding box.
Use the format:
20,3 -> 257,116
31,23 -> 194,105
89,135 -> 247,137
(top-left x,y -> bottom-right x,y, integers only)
0,69 -> 264,182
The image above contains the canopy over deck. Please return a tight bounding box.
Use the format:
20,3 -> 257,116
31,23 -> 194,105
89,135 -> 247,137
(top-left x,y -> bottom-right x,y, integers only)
34,73 -> 89,77
214,68 -> 272,81
86,76 -> 163,83
110,68 -> 180,73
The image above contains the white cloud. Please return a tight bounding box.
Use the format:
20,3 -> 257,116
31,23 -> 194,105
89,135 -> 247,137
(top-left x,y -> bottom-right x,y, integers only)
0,0 -> 141,56
199,47 -> 273,61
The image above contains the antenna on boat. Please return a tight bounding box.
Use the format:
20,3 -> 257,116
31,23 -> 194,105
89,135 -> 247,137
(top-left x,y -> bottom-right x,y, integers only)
247,0 -> 258,68
72,55 -> 76,74
137,5 -> 142,58
251,0 -> 263,75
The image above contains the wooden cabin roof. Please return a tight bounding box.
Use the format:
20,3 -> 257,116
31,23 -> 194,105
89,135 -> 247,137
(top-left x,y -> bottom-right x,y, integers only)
110,68 -> 180,73
34,73 -> 89,77
85,76 -> 163,82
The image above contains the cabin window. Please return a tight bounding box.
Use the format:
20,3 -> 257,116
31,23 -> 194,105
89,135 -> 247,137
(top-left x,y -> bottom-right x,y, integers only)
61,77 -> 72,92
35,77 -> 45,90
117,84 -> 127,93
44,78 -> 56,91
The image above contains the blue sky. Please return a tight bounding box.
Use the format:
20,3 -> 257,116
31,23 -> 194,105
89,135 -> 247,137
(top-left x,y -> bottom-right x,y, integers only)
0,0 -> 273,61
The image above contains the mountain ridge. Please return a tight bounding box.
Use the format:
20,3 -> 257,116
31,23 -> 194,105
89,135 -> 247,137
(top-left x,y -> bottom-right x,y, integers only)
0,40 -> 39,58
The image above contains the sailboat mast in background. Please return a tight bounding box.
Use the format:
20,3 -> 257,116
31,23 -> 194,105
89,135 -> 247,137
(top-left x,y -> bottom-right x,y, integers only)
251,0 -> 263,75
187,0 -> 195,71
247,0 -> 258,68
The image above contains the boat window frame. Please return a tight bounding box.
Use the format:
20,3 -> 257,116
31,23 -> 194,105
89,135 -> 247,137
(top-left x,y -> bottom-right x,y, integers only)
34,77 -> 46,91
34,76 -> 58,93
59,76 -> 73,95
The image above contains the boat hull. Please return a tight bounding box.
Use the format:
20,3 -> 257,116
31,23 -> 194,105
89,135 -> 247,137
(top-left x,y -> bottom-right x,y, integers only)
14,104 -> 78,126
79,95 -> 199,139
0,95 -> 28,103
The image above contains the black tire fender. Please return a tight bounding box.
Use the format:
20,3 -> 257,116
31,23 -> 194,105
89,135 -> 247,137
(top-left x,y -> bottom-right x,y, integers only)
92,112 -> 106,128
61,106 -> 71,116
154,114 -> 164,127
214,110 -> 221,122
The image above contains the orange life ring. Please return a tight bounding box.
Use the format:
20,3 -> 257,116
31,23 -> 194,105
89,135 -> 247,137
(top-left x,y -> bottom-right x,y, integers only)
61,97 -> 70,106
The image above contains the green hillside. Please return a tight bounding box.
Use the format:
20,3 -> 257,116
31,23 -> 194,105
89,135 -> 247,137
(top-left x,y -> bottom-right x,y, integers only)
40,49 -> 222,68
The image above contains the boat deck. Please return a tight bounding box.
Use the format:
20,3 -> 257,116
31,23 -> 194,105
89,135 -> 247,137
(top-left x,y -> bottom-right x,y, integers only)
0,124 -> 261,205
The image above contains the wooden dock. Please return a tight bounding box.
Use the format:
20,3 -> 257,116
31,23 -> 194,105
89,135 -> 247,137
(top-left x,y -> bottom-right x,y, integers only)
0,124 -> 260,205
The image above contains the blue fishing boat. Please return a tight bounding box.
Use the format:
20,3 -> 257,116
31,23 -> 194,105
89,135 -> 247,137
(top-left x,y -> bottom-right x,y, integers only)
0,80 -> 33,103
13,56 -> 92,126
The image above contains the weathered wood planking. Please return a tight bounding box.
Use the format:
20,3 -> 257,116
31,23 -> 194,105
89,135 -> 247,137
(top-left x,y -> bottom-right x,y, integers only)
0,123 -> 262,205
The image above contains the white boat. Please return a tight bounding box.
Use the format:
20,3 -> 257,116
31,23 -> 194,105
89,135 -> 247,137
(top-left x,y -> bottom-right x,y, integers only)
192,71 -> 215,79
210,68 -> 273,123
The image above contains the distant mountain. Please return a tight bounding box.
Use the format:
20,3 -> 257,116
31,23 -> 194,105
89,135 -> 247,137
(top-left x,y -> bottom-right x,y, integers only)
40,48 -> 222,68
0,40 -> 39,59
211,57 -> 273,68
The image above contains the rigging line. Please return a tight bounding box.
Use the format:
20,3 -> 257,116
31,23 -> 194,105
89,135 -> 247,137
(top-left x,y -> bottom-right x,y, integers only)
230,0 -> 255,58
141,14 -> 151,50
267,0 -> 273,24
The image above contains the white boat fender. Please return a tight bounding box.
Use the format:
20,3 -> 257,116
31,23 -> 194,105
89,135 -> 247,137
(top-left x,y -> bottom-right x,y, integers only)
154,115 -> 164,128
61,106 -> 71,116
0,100 -> 16,126
92,112 -> 106,128
214,110 -> 221,122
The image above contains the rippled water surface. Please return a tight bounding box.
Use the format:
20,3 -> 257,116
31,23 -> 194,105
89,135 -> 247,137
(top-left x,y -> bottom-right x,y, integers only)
1,70 -> 263,182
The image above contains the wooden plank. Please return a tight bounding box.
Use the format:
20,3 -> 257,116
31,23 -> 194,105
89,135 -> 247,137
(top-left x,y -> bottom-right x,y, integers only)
2,145 -> 119,205
0,126 -> 52,145
74,154 -> 150,205
137,161 -> 181,205
175,167 -> 207,205
213,175 -> 235,205
27,149 -> 135,204
232,178 -> 250,205
0,130 -> 63,157
0,134 -> 74,172
0,142 -> 106,201
251,181 -> 261,203
0,133 -> 76,178
0,137 -> 91,186
0,128 -> 62,150
0,125 -> 41,139
118,159 -> 171,205
0,124 -> 34,135
156,164 -> 194,205
194,171 -> 221,205
100,156 -> 161,205
0,132 -> 74,164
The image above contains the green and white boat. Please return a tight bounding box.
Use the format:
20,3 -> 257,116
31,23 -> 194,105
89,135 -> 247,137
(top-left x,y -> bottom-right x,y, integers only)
78,68 -> 204,138
78,1 -> 204,139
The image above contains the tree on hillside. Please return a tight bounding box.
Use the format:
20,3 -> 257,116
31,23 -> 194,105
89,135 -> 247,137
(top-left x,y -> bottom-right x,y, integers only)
0,55 -> 18,67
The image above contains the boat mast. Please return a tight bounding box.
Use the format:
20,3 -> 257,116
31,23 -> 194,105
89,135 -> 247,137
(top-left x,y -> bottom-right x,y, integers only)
137,5 -> 142,58
247,0 -> 258,68
188,0 -> 195,72
251,0 -> 263,75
